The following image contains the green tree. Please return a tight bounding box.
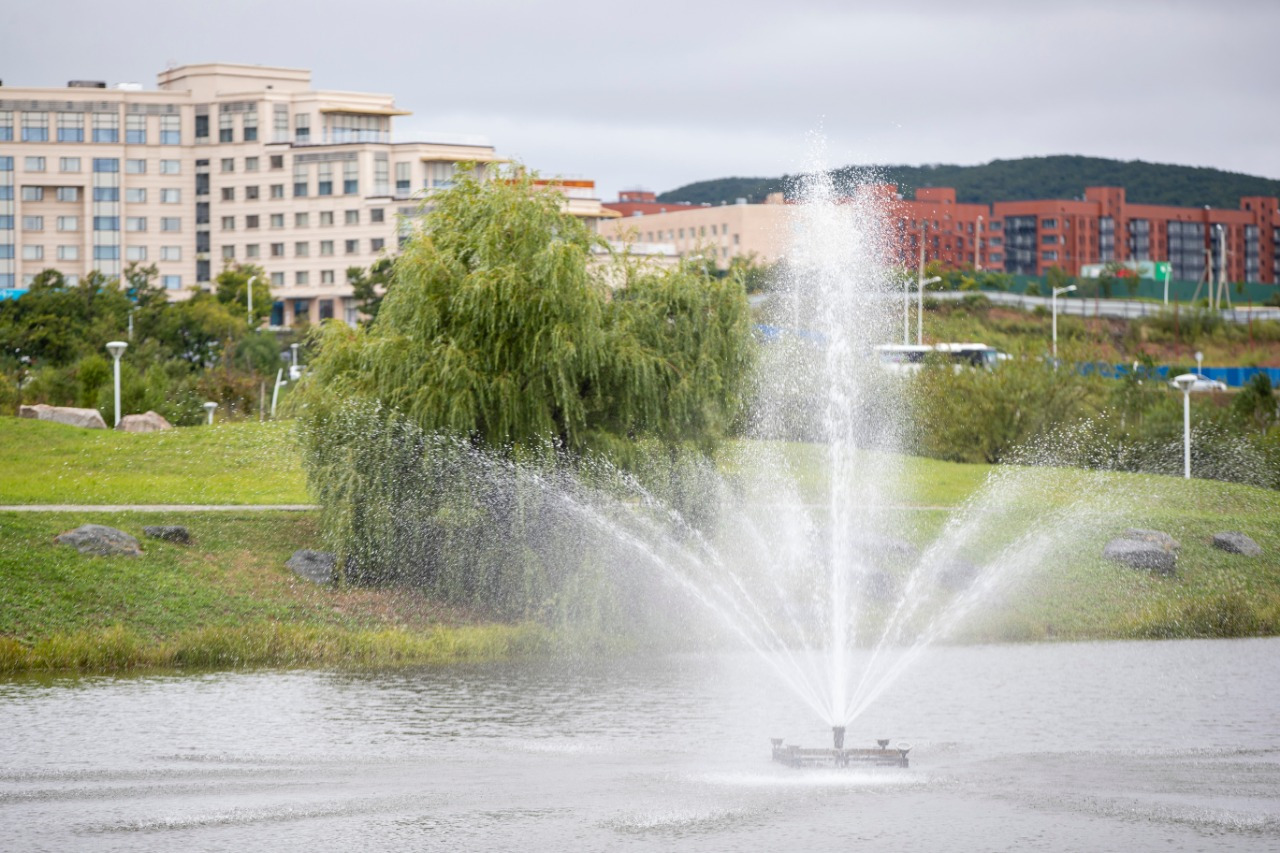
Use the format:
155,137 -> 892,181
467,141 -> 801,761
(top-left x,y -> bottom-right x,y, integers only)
346,256 -> 394,323
215,262 -> 272,326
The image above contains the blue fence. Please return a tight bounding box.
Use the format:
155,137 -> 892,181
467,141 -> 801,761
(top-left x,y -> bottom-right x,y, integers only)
1079,363 -> 1280,388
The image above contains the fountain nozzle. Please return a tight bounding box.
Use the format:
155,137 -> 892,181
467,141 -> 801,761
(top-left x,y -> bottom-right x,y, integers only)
832,726 -> 846,750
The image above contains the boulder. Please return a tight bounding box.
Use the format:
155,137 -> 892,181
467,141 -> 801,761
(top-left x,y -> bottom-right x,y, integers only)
117,411 -> 173,433
1121,528 -> 1180,552
286,549 -> 335,584
143,525 -> 190,544
852,535 -> 920,566
1212,532 -> 1262,556
1102,538 -> 1176,575
54,524 -> 142,557
937,558 -> 982,591
19,404 -> 107,430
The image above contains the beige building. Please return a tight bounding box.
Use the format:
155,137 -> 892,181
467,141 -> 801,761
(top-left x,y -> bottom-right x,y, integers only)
600,193 -> 790,269
0,63 -> 514,325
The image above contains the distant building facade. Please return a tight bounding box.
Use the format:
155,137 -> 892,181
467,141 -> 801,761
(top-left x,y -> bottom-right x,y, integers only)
605,183 -> 1280,285
0,64 -> 617,325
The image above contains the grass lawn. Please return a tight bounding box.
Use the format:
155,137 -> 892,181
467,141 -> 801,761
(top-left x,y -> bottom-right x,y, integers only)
0,417 -> 309,504
0,511 -> 547,672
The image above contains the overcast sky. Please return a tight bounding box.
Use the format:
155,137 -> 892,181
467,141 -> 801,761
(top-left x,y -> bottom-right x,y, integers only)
4,0 -> 1278,200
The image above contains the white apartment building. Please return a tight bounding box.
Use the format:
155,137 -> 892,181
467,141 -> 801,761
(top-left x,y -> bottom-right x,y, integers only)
0,63 -> 510,325
600,194 -> 790,270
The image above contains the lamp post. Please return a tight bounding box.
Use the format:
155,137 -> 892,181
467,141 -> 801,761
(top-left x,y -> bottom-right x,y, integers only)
203,401 -> 218,425
105,341 -> 127,427
1051,284 -> 1077,366
1195,350 -> 1204,376
916,276 -> 941,346
1172,373 -> 1198,478
246,275 -> 258,327
271,368 -> 287,419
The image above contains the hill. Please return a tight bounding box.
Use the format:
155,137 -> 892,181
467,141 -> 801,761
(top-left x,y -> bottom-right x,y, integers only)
656,155 -> 1280,209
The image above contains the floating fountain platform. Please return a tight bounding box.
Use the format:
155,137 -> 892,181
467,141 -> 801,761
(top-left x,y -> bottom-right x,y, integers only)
770,729 -> 910,768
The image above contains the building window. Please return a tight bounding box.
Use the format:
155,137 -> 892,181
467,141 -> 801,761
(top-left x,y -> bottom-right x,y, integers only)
245,243 -> 259,258
295,241 -> 309,257
270,184 -> 285,199
126,188 -> 147,203
56,113 -> 84,142
0,112 -> 11,142
293,163 -> 308,197
395,162 -> 411,196
57,216 -> 79,231
24,156 -> 46,173
21,187 -> 44,202
93,158 -> 119,174
59,157 -> 81,173
273,106 -> 289,143
270,242 -> 284,258
295,212 -> 309,228
296,271 -> 310,286
321,269 -> 335,284
270,213 -> 284,229
217,187 -> 233,202
222,245 -> 235,260
161,188 -> 181,204
1042,250 -> 1058,261
92,112 -> 118,143
243,111 -> 258,142
160,159 -> 181,175
126,217 -> 147,232
371,208 -> 385,224
93,216 -> 119,231
23,216 -> 44,231
159,115 -> 180,145
270,154 -> 284,170
246,215 -> 260,229
370,238 -> 385,252
244,156 -> 259,172
93,187 -> 119,202
320,240 -> 334,256
195,114 -> 209,140
219,113 -> 234,143
196,232 -> 210,252
124,159 -> 146,175
221,158 -> 235,173
57,245 -> 79,261
294,113 -> 310,143
320,211 -> 334,226
245,185 -> 259,200
126,114 -> 147,144
125,246 -> 146,261
318,163 -> 333,196
23,112 -> 50,142
161,246 -> 181,261
221,216 -> 235,230
271,271 -> 284,287
0,216 -> 12,229
343,160 -> 358,195
196,202 -> 209,225
196,174 -> 210,195
23,246 -> 45,260
56,187 -> 80,202
160,217 -> 181,232
93,246 -> 119,261
345,239 -> 358,255
345,210 -> 359,225
161,275 -> 180,290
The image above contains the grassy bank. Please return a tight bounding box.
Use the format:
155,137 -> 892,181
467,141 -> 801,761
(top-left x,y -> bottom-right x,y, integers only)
0,511 -> 550,673
0,418 -> 308,505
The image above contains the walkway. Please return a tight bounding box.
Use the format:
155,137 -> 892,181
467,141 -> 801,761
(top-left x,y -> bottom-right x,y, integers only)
0,504 -> 321,512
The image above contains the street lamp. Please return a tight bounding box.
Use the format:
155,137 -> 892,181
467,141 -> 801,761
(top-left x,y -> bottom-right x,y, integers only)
1172,373 -> 1198,479
203,401 -> 218,425
1051,284 -> 1077,366
105,341 -> 127,427
917,275 -> 941,346
1195,350 -> 1204,376
246,275 -> 259,327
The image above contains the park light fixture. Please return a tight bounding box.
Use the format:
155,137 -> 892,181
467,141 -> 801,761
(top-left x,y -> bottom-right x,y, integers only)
1051,284 -> 1077,366
203,401 -> 218,425
105,340 -> 127,427
246,275 -> 259,327
917,275 -> 942,346
1172,372 -> 1198,479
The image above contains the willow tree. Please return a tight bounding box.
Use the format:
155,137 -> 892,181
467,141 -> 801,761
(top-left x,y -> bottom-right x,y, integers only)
300,167 -> 754,613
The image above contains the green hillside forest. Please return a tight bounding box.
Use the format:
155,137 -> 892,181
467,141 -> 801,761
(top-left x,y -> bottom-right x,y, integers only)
657,155 -> 1280,210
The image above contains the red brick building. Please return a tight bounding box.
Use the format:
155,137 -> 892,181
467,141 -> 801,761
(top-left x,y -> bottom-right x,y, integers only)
885,185 -> 1279,284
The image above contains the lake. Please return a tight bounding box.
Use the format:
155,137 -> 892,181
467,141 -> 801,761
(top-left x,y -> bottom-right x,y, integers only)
2,638 -> 1277,851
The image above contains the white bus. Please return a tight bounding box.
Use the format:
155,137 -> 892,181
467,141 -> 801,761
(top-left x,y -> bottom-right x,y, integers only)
874,343 -> 1002,373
